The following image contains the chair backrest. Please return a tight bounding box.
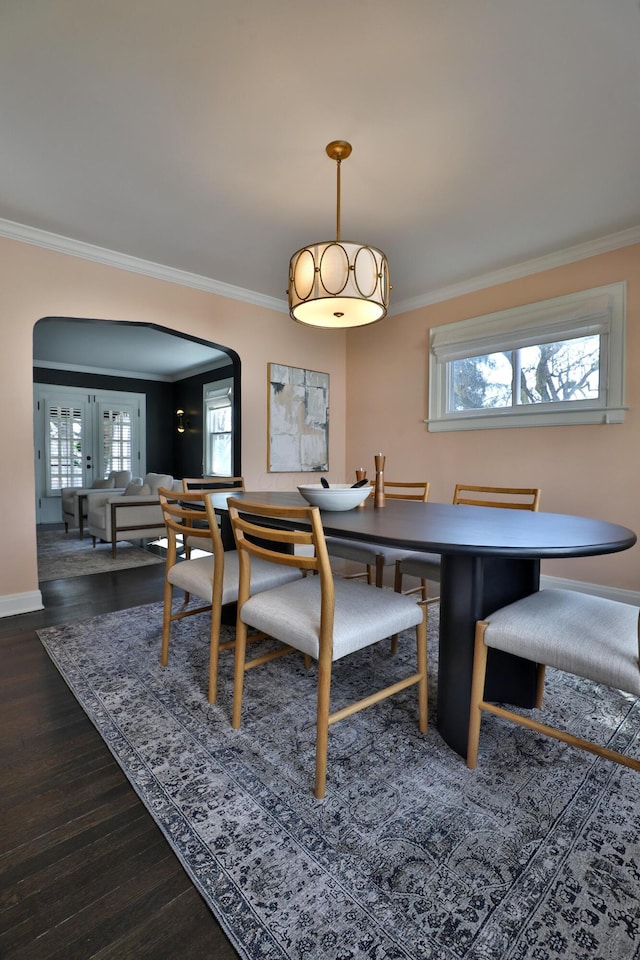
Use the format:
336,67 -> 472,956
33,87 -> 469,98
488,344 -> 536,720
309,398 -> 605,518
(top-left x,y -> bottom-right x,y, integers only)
453,484 -> 540,511
182,476 -> 245,493
227,497 -> 333,610
158,487 -> 225,567
384,481 -> 430,502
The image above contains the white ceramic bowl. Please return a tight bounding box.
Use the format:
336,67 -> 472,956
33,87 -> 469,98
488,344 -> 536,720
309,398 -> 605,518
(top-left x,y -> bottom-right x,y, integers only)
297,483 -> 371,511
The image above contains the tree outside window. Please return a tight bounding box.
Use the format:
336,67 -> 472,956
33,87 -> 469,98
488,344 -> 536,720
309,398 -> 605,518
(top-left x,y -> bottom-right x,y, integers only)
429,283 -> 625,431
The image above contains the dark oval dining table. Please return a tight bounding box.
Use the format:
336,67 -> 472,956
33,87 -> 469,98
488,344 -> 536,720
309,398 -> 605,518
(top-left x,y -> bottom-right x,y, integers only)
208,491 -> 637,759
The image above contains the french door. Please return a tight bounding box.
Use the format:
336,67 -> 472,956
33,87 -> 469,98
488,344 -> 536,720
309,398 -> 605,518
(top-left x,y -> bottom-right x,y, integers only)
34,385 -> 146,523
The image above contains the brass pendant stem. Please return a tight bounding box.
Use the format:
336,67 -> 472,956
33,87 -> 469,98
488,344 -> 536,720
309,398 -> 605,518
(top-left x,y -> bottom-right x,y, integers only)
326,141 -> 351,243
336,158 -> 341,242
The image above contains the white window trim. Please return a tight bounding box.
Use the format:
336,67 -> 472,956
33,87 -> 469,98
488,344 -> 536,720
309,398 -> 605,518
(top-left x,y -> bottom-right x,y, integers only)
426,282 -> 627,432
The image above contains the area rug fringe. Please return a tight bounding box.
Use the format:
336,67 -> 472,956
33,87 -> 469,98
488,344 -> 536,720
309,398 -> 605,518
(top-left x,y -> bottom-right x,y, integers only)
37,602 -> 640,960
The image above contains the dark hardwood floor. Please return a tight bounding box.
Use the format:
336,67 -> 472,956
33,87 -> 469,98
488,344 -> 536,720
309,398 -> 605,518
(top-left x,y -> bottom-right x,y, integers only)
0,556 -> 239,959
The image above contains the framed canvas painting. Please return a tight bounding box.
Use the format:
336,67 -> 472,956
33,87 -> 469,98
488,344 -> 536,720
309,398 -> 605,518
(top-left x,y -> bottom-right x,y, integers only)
267,363 -> 329,472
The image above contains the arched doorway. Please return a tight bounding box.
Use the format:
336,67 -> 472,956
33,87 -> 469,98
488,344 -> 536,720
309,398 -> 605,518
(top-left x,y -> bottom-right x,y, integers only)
33,317 -> 241,523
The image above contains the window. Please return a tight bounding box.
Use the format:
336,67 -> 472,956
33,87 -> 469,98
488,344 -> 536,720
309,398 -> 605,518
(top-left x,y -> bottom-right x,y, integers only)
427,283 -> 626,431
47,403 -> 84,491
203,379 -> 233,475
101,407 -> 133,474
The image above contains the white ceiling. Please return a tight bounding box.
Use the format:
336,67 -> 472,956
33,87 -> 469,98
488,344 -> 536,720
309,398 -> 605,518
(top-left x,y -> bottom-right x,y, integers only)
33,319 -> 231,380
3,0 -> 640,316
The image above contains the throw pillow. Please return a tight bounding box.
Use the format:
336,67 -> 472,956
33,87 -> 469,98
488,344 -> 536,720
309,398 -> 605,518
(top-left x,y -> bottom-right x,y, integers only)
92,477 -> 115,489
123,481 -> 151,496
142,472 -> 173,495
111,469 -> 133,487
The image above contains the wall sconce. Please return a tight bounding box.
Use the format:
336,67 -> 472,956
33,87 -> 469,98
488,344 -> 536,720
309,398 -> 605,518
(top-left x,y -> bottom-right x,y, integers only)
176,409 -> 186,433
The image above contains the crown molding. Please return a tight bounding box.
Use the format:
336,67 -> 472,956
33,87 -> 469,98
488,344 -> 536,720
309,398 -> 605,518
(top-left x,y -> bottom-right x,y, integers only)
388,225 -> 640,317
33,354 -> 232,383
3,217 -> 639,321
32,358 -> 174,382
0,218 -> 288,314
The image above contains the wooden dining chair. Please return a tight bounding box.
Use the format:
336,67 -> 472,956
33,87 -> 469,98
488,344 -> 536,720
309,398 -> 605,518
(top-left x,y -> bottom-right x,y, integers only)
158,487 -> 302,704
452,484 -> 541,510
326,480 -> 430,588
395,484 -> 542,604
227,496 -> 428,799
467,588 -> 640,771
180,477 -> 245,556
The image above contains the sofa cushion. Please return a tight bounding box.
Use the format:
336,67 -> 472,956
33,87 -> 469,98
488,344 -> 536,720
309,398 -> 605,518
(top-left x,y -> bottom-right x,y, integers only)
92,477 -> 115,489
143,472 -> 173,495
124,481 -> 152,496
110,469 -> 133,487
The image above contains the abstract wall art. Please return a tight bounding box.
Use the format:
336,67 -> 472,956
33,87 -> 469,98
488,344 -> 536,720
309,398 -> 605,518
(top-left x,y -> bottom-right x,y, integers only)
267,363 -> 329,472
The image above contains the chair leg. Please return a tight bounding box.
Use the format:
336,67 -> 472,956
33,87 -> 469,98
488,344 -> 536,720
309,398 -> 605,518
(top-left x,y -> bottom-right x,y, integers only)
466,622 -> 489,769
535,663 -> 546,708
366,564 -> 374,585
416,603 -> 428,733
375,554 -> 385,588
232,618 -> 249,729
394,561 -> 429,603
390,562 -> 403,654
208,608 -> 222,704
315,650 -> 332,799
161,580 -> 174,666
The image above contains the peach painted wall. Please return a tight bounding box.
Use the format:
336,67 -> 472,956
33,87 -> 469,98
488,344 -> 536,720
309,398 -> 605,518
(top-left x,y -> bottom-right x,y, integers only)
346,244 -> 640,592
0,236 -> 347,606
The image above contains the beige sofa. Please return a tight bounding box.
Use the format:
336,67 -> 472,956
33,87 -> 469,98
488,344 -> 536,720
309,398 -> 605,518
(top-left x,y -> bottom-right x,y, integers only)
86,473 -> 182,558
61,470 -> 135,536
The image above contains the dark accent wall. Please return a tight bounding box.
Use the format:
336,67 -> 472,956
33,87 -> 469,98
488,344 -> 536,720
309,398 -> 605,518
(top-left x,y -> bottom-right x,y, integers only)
172,365 -> 239,479
34,362 -> 240,481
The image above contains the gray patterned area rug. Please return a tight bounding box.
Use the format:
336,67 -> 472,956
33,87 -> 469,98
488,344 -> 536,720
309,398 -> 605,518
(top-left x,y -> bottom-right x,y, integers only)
37,529 -> 164,581
37,602 -> 640,960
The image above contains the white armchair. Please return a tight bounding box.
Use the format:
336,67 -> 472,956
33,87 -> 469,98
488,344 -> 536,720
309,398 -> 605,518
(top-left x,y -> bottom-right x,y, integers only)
86,473 -> 181,558
61,470 -> 135,537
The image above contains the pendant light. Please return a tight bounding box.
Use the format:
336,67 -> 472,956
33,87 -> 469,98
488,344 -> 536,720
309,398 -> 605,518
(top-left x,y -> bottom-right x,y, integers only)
288,141 -> 390,328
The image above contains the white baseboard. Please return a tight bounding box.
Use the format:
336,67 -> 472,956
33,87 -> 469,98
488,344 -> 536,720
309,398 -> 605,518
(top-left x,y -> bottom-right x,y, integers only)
0,590 -> 44,618
540,574 -> 640,606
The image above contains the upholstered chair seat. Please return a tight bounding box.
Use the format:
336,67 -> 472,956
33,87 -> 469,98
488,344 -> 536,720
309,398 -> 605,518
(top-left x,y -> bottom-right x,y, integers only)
467,588 -> 640,772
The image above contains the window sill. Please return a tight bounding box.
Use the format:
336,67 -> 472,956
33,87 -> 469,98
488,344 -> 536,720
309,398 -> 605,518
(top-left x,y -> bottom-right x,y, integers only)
425,406 -> 628,432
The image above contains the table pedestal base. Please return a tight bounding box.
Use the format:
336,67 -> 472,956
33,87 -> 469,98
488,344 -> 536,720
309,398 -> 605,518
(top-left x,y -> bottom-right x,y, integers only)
437,554 -> 540,758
